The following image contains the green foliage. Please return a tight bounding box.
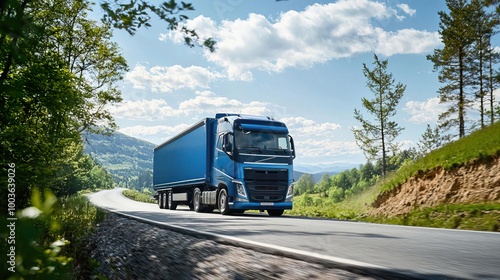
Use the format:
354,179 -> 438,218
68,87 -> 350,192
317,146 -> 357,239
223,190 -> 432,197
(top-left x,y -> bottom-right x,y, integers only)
328,187 -> 344,203
1,189 -> 107,279
84,131 -> 156,190
427,0 -> 500,137
1,0 -> 125,209
365,203 -> 500,231
100,0 -> 216,51
293,173 -> 315,195
352,54 -> 406,176
123,189 -> 155,204
417,124 -> 450,156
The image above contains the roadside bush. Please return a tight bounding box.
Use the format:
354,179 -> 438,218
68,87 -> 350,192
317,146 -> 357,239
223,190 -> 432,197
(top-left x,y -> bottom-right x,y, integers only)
1,189 -> 107,280
328,187 -> 344,203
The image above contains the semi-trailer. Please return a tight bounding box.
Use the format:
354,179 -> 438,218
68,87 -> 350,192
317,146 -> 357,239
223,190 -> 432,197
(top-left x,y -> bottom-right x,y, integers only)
153,113 -> 296,216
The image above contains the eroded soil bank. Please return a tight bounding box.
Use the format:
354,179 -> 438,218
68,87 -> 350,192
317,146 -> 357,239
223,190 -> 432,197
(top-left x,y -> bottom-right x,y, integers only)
371,155 -> 500,217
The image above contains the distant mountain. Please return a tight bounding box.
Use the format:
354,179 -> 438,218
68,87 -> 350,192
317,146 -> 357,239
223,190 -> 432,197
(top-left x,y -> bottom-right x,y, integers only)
294,163 -> 360,174
293,163 -> 360,183
83,131 -> 156,187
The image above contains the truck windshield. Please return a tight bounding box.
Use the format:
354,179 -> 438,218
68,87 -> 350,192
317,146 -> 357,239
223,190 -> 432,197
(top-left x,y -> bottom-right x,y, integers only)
234,130 -> 290,153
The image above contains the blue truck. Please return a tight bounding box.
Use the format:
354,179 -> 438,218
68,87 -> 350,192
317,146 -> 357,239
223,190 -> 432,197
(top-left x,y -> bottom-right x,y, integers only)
153,113 -> 296,216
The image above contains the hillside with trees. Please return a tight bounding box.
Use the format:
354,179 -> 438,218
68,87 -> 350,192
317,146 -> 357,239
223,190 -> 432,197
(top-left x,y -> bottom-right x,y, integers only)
84,131 -> 156,191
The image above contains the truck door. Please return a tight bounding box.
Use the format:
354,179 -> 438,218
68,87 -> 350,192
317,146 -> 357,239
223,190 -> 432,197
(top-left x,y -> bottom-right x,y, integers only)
215,132 -> 234,184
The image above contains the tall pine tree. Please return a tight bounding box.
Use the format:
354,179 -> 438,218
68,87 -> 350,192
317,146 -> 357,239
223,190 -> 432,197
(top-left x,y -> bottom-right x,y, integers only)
427,0 -> 477,138
352,54 -> 405,176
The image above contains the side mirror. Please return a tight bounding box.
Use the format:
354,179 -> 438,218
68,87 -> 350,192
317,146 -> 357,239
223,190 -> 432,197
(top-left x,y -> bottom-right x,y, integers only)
289,135 -> 296,159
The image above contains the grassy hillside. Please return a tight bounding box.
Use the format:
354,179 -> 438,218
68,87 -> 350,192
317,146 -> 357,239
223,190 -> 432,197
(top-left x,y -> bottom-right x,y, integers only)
379,122 -> 500,194
83,131 -> 156,188
287,123 -> 500,231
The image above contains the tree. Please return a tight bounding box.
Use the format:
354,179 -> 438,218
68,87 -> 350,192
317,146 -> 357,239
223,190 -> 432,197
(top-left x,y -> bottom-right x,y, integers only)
427,0 -> 477,138
0,0 -> 126,209
469,0 -> 500,128
352,54 -> 406,176
100,0 -> 216,51
417,124 -> 450,156
328,187 -> 344,203
314,173 -> 330,195
360,162 -> 375,181
330,172 -> 351,191
294,174 -> 315,196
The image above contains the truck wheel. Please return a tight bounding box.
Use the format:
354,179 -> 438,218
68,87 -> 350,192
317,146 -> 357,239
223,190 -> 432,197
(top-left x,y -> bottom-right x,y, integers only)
218,189 -> 231,215
193,188 -> 203,212
267,209 -> 284,217
164,191 -> 170,209
168,192 -> 177,210
158,192 -> 164,209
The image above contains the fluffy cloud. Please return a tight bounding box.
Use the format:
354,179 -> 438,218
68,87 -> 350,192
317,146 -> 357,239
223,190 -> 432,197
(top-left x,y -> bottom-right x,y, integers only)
165,0 -> 441,80
110,91 -> 277,120
108,99 -> 177,121
120,124 -> 191,137
397,4 -> 416,17
280,117 -> 341,137
404,97 -> 448,124
125,64 -> 223,93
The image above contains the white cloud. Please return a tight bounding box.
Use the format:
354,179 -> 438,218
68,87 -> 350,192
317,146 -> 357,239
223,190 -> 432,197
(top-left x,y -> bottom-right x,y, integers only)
397,4 -> 416,16
108,99 -> 177,121
110,91 -> 278,120
404,97 -> 448,124
165,0 -> 441,80
280,117 -> 341,137
178,91 -> 275,116
125,64 -> 223,93
119,124 -> 191,137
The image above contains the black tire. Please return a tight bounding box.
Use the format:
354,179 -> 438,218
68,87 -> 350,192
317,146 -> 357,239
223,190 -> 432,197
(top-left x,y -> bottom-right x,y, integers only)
193,188 -> 203,212
168,192 -> 177,210
164,191 -> 170,209
158,192 -> 164,209
267,209 -> 284,217
218,189 -> 231,215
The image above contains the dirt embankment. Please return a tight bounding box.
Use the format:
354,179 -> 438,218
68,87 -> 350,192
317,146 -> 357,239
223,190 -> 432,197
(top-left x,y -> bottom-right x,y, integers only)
371,155 -> 500,217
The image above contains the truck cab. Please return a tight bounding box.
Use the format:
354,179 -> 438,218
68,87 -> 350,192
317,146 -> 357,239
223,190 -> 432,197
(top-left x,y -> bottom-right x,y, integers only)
211,114 -> 295,216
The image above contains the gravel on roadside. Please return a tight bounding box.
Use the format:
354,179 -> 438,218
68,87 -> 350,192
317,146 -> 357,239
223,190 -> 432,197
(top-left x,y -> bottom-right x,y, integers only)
90,213 -> 384,280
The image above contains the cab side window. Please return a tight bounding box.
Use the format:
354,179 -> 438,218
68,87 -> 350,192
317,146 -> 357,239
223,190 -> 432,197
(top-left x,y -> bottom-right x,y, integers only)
217,134 -> 223,150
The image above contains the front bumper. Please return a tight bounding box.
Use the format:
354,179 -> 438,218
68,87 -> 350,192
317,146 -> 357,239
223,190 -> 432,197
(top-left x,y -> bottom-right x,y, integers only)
228,201 -> 293,210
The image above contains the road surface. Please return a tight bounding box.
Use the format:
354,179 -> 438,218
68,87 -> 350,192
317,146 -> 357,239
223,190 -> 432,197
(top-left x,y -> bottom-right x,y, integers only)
88,188 -> 500,280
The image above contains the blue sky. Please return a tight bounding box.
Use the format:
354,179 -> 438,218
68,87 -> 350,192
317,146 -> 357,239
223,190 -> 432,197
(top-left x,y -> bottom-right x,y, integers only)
97,0 -> 498,167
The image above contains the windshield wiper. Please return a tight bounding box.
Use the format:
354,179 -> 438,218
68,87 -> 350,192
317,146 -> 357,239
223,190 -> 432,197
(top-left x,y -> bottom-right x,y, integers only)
268,148 -> 287,154
241,146 -> 262,153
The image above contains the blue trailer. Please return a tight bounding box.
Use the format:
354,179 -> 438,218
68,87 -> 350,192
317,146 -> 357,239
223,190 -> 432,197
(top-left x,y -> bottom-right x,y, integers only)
153,113 -> 296,216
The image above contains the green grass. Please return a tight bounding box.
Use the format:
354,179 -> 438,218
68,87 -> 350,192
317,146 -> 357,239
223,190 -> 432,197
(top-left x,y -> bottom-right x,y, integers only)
363,203 -> 500,231
123,189 -> 156,204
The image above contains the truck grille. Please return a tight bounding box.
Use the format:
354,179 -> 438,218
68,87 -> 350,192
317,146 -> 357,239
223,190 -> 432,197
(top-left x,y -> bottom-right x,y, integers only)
244,168 -> 288,203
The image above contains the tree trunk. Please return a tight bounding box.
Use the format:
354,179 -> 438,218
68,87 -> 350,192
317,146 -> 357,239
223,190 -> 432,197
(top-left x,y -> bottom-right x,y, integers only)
459,47 -> 465,138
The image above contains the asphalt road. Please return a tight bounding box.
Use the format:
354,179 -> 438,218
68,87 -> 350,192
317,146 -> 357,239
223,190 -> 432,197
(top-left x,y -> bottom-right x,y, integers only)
88,188 -> 500,280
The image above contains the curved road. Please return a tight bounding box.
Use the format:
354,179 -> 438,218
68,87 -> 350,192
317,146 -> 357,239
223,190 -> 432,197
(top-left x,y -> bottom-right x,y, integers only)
88,188 -> 500,280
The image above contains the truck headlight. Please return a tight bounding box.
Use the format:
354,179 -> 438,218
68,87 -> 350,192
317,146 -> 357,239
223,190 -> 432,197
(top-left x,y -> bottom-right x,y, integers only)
233,180 -> 247,198
285,183 -> 294,202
